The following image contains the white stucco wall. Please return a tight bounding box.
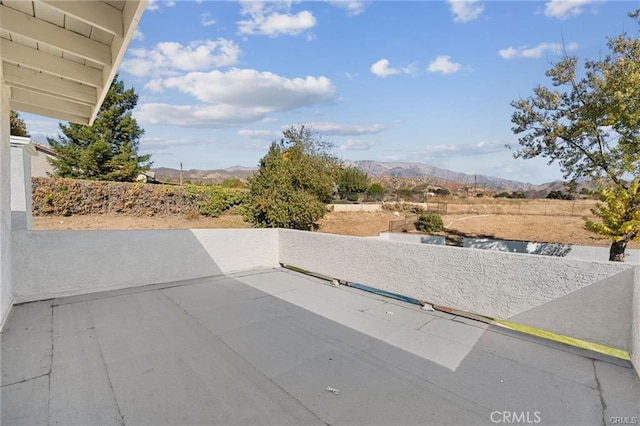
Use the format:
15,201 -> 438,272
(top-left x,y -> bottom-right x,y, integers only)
330,203 -> 383,212
31,150 -> 55,178
190,228 -> 279,274
375,232 -> 446,245
0,83 -> 12,328
11,229 -> 279,303
279,230 -> 632,344
10,143 -> 32,230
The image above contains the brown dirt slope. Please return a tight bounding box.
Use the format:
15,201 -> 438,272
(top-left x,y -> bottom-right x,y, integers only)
32,211 -> 637,248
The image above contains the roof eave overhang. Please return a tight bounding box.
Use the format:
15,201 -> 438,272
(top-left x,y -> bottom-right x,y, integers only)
1,0 -> 147,125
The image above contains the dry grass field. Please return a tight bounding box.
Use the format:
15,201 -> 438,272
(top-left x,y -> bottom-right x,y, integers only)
31,197 -> 640,248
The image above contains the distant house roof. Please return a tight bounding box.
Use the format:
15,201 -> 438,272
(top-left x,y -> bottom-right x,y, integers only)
33,142 -> 57,157
10,136 -> 57,158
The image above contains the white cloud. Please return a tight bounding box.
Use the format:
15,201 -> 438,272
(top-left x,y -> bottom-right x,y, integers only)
339,139 -> 375,151
308,122 -> 385,136
161,68 -> 336,110
238,129 -> 282,140
140,136 -> 211,151
498,42 -> 578,59
135,104 -> 267,128
371,59 -> 415,78
200,12 -> 216,27
447,0 -> 484,23
427,56 -> 462,74
133,29 -> 144,41
238,1 -> 316,37
136,69 -> 337,128
327,1 -> 367,16
146,0 -> 175,12
121,39 -> 241,78
421,140 -> 507,157
544,0 -> 600,19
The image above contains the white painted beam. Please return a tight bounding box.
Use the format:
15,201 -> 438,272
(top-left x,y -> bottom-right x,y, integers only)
38,0 -> 123,36
1,39 -> 103,88
0,4 -> 111,65
91,0 -> 147,124
11,87 -> 92,118
3,63 -> 97,105
10,100 -> 90,125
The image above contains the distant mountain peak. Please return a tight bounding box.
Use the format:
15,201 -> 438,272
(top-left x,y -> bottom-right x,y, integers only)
351,160 -> 534,191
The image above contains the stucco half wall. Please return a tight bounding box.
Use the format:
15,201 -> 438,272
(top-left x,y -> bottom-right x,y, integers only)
279,230 -> 630,318
279,230 -> 637,355
11,228 -> 279,303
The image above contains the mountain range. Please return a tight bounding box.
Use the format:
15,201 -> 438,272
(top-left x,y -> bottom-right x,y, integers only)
151,161 -> 571,195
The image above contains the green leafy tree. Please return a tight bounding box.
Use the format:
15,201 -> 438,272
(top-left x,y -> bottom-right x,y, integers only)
243,125 -> 341,230
510,10 -> 640,261
337,167 -> 370,195
366,183 -> 385,201
584,179 -> 640,261
10,111 -> 29,137
547,190 -> 575,200
48,75 -> 151,181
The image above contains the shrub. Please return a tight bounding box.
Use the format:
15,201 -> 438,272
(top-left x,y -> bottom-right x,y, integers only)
346,193 -> 359,202
546,190 -> 575,200
415,213 -> 444,233
183,184 -> 245,217
366,183 -> 385,201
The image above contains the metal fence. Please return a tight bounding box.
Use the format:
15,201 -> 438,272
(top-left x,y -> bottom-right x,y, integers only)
388,214 -> 419,233
387,202 -> 448,232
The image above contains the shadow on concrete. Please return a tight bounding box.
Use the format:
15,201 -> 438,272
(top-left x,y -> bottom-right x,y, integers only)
2,269 -> 638,425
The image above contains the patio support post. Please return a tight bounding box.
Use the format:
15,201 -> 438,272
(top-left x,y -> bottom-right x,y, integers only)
0,75 -> 13,327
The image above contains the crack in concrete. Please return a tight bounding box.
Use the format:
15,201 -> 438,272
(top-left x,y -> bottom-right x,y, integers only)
593,360 -> 607,426
0,372 -> 49,388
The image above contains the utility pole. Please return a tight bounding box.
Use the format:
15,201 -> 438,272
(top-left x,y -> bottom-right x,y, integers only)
474,175 -> 477,195
179,162 -> 183,186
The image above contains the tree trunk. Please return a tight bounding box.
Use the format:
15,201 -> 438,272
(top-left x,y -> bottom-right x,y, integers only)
609,240 -> 627,262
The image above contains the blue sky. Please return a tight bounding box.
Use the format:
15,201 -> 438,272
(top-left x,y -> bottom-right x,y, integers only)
23,0 -> 639,184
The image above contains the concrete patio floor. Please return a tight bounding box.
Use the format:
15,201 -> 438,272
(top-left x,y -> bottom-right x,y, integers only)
2,268 -> 639,426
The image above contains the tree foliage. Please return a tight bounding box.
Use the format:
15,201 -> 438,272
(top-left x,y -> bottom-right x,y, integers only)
183,184 -> 245,217
366,183 -> 385,201
243,125 -> 341,230
48,75 -> 151,182
415,213 -> 444,233
337,167 -> 370,194
546,190 -> 575,200
584,178 -> 640,261
510,9 -> 640,260
10,111 -> 29,137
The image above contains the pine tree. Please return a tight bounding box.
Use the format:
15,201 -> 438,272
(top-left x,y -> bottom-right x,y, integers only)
48,75 -> 151,181
10,111 -> 29,137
